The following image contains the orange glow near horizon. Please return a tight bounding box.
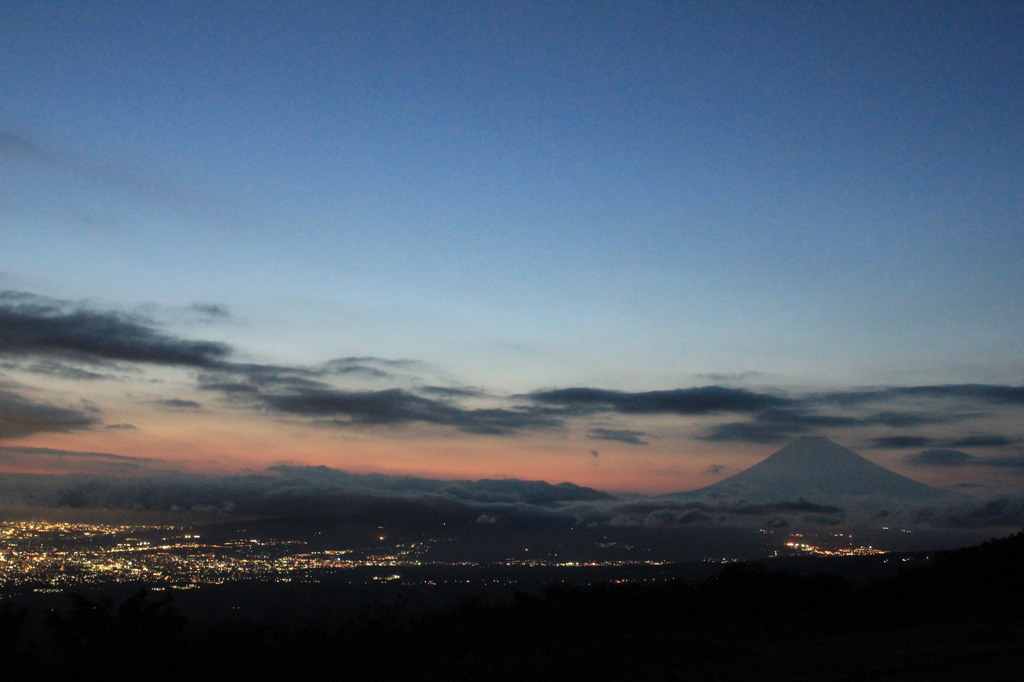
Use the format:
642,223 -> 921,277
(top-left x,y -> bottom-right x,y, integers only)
2,420 -> 749,494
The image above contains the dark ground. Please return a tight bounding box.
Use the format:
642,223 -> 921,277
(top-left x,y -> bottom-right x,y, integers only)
2,531 -> 1023,680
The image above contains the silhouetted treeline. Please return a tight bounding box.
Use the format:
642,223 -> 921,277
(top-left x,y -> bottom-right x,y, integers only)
3,530 -> 1024,680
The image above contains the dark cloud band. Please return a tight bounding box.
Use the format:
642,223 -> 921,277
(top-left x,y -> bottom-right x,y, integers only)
530,386 -> 791,415
0,291 -> 230,368
0,389 -> 100,440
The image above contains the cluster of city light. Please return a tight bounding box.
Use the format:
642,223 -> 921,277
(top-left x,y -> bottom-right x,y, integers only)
1,520 -> 892,595
501,558 -> 671,568
0,521 -> 681,594
783,541 -> 886,557
0,521 -> 437,591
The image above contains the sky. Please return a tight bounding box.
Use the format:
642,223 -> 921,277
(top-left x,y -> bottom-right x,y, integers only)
1,1 -> 1022,495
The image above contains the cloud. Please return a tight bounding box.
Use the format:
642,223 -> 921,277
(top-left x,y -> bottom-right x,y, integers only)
863,411 -> 959,428
587,428 -> 649,446
979,456 -> 1024,469
697,385 -> 1021,444
694,371 -> 764,383
817,384 -> 1024,407
611,499 -> 843,527
872,434 -> 1019,450
907,449 -> 1024,469
417,386 -> 487,399
1,358 -> 113,381
1,131 -> 219,214
105,423 -> 138,430
197,360 -> 559,436
948,434 -> 1018,448
152,399 -> 202,410
925,497 -> 1024,529
530,386 -> 792,416
700,408 -> 863,443
0,446 -> 158,473
2,464 -> 610,520
187,303 -> 231,320
0,291 -> 231,368
197,362 -> 326,396
699,421 -> 793,444
4,290 -> 1022,448
704,465 -> 725,475
869,436 -> 936,449
907,449 -> 977,467
0,388 -> 100,439
257,387 -> 562,435
0,131 -> 54,163
322,356 -> 426,380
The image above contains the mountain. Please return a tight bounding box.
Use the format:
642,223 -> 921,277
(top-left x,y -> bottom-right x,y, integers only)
263,465 -> 613,503
681,436 -> 953,503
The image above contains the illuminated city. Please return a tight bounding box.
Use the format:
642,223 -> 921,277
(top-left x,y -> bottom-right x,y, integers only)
0,519 -> 913,598
0,520 -> 693,595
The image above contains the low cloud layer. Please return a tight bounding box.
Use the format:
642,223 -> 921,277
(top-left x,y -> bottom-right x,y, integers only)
0,445 -> 158,474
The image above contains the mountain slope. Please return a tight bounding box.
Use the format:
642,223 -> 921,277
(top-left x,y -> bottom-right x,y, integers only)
682,436 -> 952,503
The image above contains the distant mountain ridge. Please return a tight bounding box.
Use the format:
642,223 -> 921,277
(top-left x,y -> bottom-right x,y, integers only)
680,436 -> 954,503
266,465 -> 613,504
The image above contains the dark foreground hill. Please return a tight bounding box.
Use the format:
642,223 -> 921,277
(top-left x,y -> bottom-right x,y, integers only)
3,530 -> 1023,681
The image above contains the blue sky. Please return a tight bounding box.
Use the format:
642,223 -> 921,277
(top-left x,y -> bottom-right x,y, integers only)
1,2 -> 1022,493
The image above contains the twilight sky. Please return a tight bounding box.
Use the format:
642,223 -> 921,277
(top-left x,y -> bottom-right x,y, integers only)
1,1 -> 1022,494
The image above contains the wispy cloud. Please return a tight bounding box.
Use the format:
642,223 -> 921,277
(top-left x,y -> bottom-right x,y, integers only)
186,303 -> 231,320
870,436 -> 936,449
0,445 -> 158,472
693,371 -> 764,383
0,131 -> 219,215
152,399 -> 202,410
0,132 -> 55,164
871,433 -> 1019,450
949,434 -> 1019,448
816,385 -> 1024,407
907,449 -> 976,466
907,449 -> 1024,469
587,428 -> 649,446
